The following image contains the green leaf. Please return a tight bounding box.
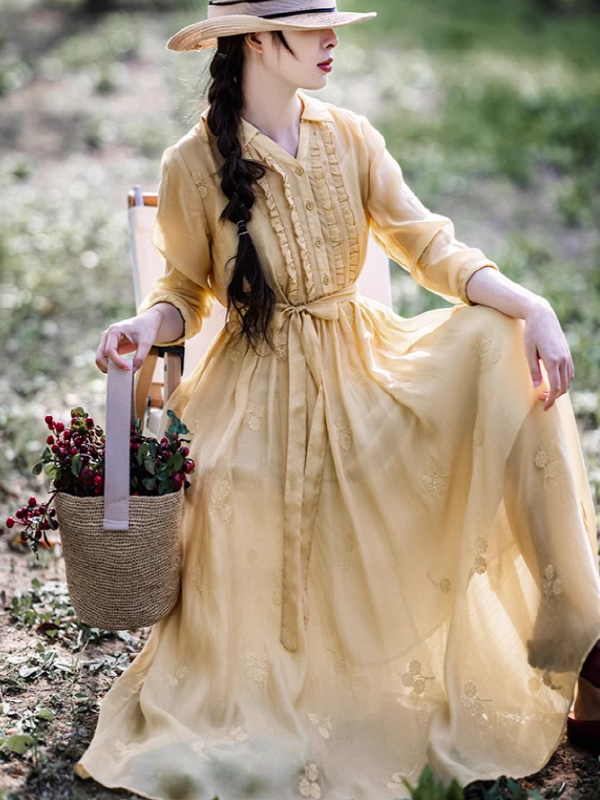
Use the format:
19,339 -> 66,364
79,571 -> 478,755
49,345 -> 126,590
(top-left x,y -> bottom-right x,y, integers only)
45,463 -> 59,479
71,453 -> 82,476
167,453 -> 183,474
143,458 -> 156,476
35,708 -> 55,721
137,443 -> 149,465
142,477 -> 157,491
32,462 -> 43,476
1,734 -> 36,754
158,479 -> 174,496
157,463 -> 169,480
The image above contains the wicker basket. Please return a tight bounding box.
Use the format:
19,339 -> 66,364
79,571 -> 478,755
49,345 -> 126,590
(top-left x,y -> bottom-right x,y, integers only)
55,359 -> 184,630
55,491 -> 182,630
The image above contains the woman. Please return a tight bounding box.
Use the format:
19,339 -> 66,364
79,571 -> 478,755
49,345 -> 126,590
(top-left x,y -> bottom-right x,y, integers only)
83,2 -> 600,797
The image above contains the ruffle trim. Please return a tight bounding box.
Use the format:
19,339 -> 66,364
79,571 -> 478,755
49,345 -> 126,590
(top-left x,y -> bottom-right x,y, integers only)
257,170 -> 299,304
308,131 -> 338,290
321,124 -> 360,283
262,152 -> 316,302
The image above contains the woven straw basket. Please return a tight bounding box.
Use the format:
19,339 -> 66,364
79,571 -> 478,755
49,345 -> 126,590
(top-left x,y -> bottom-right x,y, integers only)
55,360 -> 183,630
55,492 -> 182,630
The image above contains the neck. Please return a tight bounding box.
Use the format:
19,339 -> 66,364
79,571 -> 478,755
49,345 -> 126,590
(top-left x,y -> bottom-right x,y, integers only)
242,70 -> 302,158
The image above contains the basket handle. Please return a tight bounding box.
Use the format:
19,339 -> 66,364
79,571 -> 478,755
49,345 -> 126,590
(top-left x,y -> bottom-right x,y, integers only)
103,360 -> 135,530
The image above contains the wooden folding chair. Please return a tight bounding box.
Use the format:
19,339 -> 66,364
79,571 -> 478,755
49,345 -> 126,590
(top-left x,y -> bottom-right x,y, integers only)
128,186 -> 393,430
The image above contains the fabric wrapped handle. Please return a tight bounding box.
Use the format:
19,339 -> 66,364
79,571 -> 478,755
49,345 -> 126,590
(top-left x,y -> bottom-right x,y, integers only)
103,361 -> 135,530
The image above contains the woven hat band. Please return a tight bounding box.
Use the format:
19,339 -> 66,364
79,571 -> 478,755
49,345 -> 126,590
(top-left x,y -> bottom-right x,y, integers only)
208,0 -> 337,19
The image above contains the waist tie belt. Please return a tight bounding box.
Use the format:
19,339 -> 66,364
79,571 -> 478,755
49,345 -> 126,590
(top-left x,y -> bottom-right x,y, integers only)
274,283 -> 359,652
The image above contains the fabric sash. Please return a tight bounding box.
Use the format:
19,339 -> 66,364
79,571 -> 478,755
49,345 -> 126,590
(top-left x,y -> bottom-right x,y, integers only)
274,283 -> 358,651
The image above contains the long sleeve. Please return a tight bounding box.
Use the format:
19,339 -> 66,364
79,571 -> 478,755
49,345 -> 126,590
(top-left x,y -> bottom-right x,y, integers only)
362,117 -> 498,305
138,145 -> 215,344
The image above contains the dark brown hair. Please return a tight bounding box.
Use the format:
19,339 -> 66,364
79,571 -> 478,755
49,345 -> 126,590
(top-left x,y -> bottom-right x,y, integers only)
206,32 -> 293,347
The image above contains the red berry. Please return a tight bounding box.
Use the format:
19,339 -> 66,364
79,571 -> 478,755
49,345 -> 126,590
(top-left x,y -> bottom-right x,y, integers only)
28,497 -> 37,507
6,517 -> 15,528
94,475 -> 103,488
35,530 -> 43,540
184,480 -> 191,490
172,474 -> 183,491
86,417 -> 94,428
180,447 -> 189,458
47,435 -> 55,445
71,446 -> 78,456
63,429 -> 72,440
80,466 -> 95,486
55,422 -> 65,433
45,415 -> 54,426
16,509 -> 24,519
184,459 -> 195,474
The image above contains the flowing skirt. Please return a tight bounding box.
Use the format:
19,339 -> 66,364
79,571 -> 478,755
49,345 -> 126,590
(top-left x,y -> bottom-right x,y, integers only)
76,297 -> 600,800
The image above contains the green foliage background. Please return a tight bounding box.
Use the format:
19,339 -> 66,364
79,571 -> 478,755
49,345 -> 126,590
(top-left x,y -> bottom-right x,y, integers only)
1,0 -> 600,512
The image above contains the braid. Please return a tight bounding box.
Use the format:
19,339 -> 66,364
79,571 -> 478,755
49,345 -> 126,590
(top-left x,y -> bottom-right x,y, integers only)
207,34 -> 276,349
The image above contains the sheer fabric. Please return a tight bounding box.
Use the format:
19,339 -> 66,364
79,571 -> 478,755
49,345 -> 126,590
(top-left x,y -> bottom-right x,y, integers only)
76,94 -> 600,800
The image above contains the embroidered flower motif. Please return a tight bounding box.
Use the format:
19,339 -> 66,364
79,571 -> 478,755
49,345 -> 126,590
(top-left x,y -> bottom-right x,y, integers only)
387,772 -> 405,791
428,574 -> 452,594
210,480 -> 232,522
245,402 -> 265,432
114,739 -> 139,754
191,171 -> 209,200
473,426 -> 484,446
271,568 -> 283,607
166,666 -> 188,687
299,763 -> 322,798
334,414 -> 353,451
187,417 -> 200,434
401,660 -> 434,695
542,565 -> 563,600
337,534 -> 355,571
535,446 -> 560,486
460,682 -> 492,717
341,303 -> 354,325
274,332 -> 289,361
191,740 -> 208,757
226,726 -> 250,742
468,538 -> 489,577
244,652 -> 269,683
421,459 -> 448,496
325,647 -> 347,676
229,348 -> 242,364
308,713 -> 333,739
345,365 -> 366,385
478,338 -> 501,366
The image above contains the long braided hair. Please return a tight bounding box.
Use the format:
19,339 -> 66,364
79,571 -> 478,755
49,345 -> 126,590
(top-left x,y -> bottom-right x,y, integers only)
207,33 -> 292,347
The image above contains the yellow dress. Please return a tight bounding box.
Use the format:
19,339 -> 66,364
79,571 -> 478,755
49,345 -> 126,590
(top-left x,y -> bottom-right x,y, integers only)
76,93 -> 600,799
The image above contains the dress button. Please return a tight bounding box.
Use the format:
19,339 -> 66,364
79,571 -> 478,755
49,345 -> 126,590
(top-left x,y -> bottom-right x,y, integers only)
295,166 -> 304,176
315,238 -> 323,248
324,275 -> 331,286
306,201 -> 314,211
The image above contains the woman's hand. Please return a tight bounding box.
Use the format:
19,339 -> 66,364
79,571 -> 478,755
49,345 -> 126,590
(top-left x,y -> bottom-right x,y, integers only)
95,303 -> 184,374
466,267 -> 573,411
523,301 -> 574,411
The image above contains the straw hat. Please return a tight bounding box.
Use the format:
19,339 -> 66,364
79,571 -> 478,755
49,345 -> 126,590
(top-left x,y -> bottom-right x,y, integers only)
167,1 -> 376,52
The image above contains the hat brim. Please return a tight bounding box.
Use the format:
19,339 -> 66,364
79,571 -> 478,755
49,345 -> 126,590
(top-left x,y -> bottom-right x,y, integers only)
167,12 -> 376,52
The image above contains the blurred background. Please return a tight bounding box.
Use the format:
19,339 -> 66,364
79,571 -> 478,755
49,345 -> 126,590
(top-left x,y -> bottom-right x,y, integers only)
1,0 -> 600,523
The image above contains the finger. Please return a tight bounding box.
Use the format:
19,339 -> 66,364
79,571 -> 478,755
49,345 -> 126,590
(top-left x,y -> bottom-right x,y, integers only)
95,329 -> 111,374
525,340 -> 542,388
543,363 -> 561,411
104,330 -> 137,371
132,337 -> 155,373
